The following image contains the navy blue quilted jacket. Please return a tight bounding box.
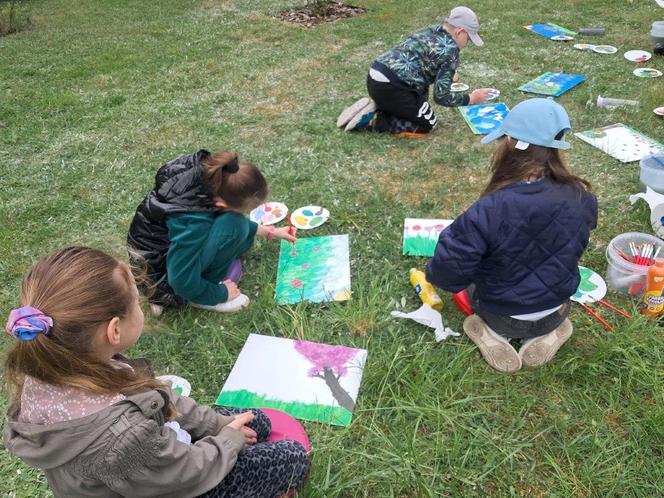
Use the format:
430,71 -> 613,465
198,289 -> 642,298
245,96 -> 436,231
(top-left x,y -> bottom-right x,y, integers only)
426,179 -> 598,315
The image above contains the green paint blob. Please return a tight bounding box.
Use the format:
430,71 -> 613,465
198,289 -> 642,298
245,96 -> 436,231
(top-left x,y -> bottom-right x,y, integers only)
309,216 -> 323,226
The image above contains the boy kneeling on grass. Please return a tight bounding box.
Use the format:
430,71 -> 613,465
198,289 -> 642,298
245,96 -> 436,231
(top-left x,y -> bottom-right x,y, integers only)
337,6 -> 495,137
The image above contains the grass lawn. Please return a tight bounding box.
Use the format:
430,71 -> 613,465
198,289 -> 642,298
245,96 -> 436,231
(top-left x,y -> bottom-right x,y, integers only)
1,0 -> 664,496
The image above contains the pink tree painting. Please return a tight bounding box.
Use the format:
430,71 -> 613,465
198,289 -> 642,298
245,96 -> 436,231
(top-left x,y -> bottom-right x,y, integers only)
294,340 -> 358,411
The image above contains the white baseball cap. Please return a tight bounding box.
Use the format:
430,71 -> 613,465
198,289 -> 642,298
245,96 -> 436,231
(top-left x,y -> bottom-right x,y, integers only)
444,6 -> 484,46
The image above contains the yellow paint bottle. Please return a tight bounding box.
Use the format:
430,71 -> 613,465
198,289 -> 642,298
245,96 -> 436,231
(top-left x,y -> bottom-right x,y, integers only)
409,268 -> 443,311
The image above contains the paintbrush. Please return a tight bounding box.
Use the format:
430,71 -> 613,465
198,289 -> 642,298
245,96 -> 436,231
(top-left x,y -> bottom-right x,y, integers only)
613,244 -> 630,262
288,216 -> 298,256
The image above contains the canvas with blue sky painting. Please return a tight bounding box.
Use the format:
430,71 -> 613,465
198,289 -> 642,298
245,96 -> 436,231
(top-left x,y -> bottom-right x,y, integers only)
525,23 -> 576,39
519,72 -> 586,97
458,103 -> 510,135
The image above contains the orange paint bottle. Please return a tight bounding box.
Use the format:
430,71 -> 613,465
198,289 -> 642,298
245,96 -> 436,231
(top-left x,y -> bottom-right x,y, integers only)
641,259 -> 664,317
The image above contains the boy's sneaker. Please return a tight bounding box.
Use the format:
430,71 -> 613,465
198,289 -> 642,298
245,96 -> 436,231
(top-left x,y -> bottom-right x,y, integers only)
336,97 -> 370,128
463,315 -> 522,373
191,294 -> 250,313
344,100 -> 377,131
519,319 -> 573,368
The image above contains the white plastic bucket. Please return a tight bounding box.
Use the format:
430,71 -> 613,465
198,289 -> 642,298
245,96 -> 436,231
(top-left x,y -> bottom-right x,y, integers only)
639,154 -> 664,193
605,232 -> 664,296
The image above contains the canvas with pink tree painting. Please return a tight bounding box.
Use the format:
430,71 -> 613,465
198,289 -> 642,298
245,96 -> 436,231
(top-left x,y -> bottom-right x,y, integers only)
403,218 -> 454,256
216,334 -> 367,426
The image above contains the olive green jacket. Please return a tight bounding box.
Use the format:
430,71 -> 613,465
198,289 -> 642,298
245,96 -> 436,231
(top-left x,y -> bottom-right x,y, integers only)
4,387 -> 245,497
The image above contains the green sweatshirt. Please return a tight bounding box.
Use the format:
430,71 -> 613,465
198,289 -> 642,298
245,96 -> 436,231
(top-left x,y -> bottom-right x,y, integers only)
165,211 -> 258,305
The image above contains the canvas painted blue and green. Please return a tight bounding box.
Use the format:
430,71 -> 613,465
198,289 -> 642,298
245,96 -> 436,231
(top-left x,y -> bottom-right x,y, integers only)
519,72 -> 586,97
525,23 -> 576,39
275,235 -> 351,304
458,103 -> 510,135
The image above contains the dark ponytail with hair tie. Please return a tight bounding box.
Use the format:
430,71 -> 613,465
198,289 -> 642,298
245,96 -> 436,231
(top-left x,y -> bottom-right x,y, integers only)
224,158 -> 239,174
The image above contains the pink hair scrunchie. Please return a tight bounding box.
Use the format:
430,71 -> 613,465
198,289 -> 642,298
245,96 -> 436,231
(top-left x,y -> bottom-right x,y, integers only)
5,306 -> 53,341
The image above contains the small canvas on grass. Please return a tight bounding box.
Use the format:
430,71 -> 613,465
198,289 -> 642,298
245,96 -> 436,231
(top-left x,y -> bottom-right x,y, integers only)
525,23 -> 576,39
216,334 -> 367,426
403,218 -> 454,256
275,234 -> 351,304
575,123 -> 664,163
459,103 -> 509,135
519,72 -> 586,97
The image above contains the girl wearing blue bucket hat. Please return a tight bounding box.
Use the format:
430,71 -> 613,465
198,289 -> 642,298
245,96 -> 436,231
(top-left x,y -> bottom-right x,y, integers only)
426,98 -> 598,372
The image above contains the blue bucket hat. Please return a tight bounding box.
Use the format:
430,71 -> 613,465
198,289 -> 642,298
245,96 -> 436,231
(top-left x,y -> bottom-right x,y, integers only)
480,98 -> 572,150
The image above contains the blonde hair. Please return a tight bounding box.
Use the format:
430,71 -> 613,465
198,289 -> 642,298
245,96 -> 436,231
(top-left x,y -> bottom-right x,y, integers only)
5,247 -> 173,416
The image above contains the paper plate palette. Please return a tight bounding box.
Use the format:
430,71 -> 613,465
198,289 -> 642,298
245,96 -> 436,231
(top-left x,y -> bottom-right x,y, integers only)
624,50 -> 652,62
250,202 -> 288,225
571,266 -> 608,304
592,45 -> 618,54
654,106 -> 664,117
450,82 -> 470,92
290,205 -> 330,229
574,43 -> 595,51
633,68 -> 662,78
156,375 -> 192,397
551,34 -> 574,41
486,88 -> 500,100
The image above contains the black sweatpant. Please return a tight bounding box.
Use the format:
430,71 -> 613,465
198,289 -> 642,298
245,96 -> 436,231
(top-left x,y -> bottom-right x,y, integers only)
366,73 -> 437,134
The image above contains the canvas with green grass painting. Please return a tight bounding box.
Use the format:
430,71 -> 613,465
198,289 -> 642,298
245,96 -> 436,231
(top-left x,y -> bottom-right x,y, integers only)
216,334 -> 367,427
403,218 -> 454,256
275,234 -> 351,304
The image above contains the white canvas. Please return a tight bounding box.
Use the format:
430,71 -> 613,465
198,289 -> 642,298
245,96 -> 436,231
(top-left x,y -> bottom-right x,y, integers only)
217,334 -> 367,426
575,123 -> 664,163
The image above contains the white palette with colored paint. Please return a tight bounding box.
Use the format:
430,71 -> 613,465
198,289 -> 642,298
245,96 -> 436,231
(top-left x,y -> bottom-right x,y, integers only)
290,206 -> 330,229
250,202 -> 289,225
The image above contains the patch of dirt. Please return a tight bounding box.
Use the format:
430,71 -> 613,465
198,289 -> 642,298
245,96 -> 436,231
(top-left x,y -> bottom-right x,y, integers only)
277,1 -> 365,27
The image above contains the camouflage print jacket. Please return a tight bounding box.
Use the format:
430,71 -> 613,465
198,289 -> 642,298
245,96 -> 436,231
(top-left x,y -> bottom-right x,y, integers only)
375,25 -> 466,107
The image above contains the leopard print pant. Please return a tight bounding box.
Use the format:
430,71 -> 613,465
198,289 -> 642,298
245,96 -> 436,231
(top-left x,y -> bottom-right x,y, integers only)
195,407 -> 309,498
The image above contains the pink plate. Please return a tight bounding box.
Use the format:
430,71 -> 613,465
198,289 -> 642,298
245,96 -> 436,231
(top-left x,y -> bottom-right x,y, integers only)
654,106 -> 664,117
262,408 -> 311,452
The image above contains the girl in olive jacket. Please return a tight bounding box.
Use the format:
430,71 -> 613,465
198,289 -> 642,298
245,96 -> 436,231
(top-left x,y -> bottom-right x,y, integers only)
4,247 -> 308,498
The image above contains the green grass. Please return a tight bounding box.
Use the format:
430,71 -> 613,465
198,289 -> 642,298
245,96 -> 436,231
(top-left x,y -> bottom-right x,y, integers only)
1,0 -> 664,496
216,389 -> 353,426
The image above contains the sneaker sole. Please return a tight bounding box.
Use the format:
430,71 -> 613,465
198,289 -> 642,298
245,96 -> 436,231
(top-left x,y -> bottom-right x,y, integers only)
463,315 -> 522,373
520,320 -> 573,368
336,97 -> 370,128
344,101 -> 377,131
394,131 -> 429,139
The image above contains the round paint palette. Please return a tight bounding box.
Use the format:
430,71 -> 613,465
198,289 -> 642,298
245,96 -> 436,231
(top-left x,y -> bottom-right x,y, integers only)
551,34 -> 574,41
290,205 -> 330,230
624,49 -> 652,62
250,201 -> 288,225
633,68 -> 663,78
486,88 -> 500,100
156,375 -> 191,397
571,266 -> 607,304
592,45 -> 618,54
574,43 -> 595,51
654,106 -> 664,117
450,82 -> 469,92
